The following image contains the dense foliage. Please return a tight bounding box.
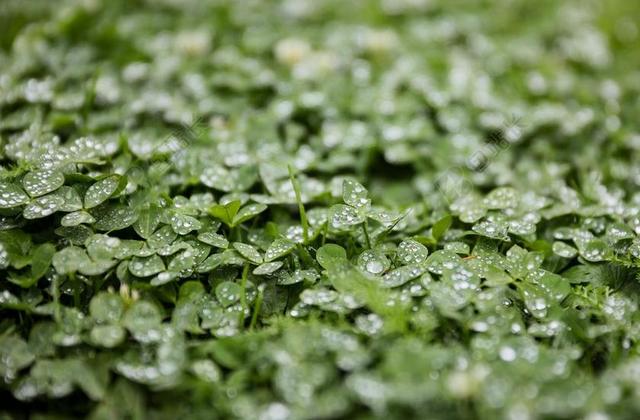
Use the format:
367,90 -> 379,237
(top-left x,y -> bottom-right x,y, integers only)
1,0 -> 640,418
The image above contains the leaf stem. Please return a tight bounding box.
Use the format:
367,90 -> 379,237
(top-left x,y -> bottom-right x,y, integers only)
249,285 -> 264,331
53,275 -> 61,323
362,221 -> 371,249
238,263 -> 250,327
288,165 -> 309,243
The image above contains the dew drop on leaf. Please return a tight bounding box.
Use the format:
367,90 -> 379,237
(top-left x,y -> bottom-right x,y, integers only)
264,238 -> 296,262
342,179 -> 371,210
84,175 -> 124,209
197,232 -> 229,248
232,242 -> 263,264
170,213 -> 202,235
300,288 -> 338,305
129,255 -> 165,277
0,182 -> 30,208
23,194 -> 64,219
215,281 -> 242,307
552,241 -> 577,258
357,250 -> 389,275
329,204 -> 364,230
61,211 -> 96,227
22,169 -> 65,197
253,261 -> 283,275
397,239 -> 429,265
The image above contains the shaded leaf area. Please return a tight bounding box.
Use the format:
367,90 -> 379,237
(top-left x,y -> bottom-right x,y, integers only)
1,0 -> 640,419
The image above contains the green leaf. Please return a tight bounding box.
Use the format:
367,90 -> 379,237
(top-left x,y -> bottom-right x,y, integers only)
209,200 -> 241,226
90,292 -> 125,323
123,300 -> 163,343
329,204 -> 365,231
90,325 -> 126,348
575,238 -> 610,262
197,231 -> 229,248
482,187 -> 519,209
129,255 -> 165,277
61,210 -> 96,226
169,212 -> 202,235
52,186 -> 84,212
277,269 -> 319,285
148,225 -> 177,249
552,241 -> 578,258
0,230 -> 32,269
300,288 -> 338,305
357,249 -> 390,275
200,164 -> 257,192
92,204 -> 138,231
22,169 -> 65,197
173,282 -> 206,333
167,247 -> 196,273
432,214 -> 452,241
23,194 -> 64,219
232,203 -> 267,226
0,182 -> 30,208
381,265 -> 425,288
316,244 -> 347,269
606,222 -> 634,242
397,239 -> 429,265
0,334 -> 35,379
425,250 -> 460,274
264,238 -> 296,262
30,243 -> 55,282
52,246 -> 90,274
472,217 -> 510,241
86,234 -> 122,260
253,261 -> 283,275
327,260 -> 408,331
215,281 -> 242,307
151,271 -> 179,286
232,242 -> 263,264
133,205 -> 162,239
343,178 -> 370,210
84,175 -> 127,209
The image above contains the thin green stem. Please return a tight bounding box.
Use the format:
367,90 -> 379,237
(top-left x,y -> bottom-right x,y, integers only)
70,272 -> 81,308
249,286 -> 264,331
362,221 -> 371,249
288,165 -> 309,243
53,275 -> 61,323
321,222 -> 328,246
238,263 -> 250,327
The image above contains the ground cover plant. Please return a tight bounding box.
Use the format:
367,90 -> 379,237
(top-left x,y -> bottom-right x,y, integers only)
1,0 -> 640,418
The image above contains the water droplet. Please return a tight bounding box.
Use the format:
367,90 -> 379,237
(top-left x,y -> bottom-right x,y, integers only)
253,261 -> 284,276
265,238 -> 295,261
397,239 -> 429,265
129,255 -> 165,277
357,249 -> 389,275
576,238 -> 609,262
330,204 -> 364,230
22,169 -> 65,197
380,265 -> 425,288
23,194 -> 64,219
300,288 -> 338,305
215,281 -> 242,307
170,213 -> 202,235
355,313 -> 383,336
552,241 -> 577,258
0,182 -> 30,208
232,242 -> 263,264
499,346 -> 517,362
84,175 -> 123,209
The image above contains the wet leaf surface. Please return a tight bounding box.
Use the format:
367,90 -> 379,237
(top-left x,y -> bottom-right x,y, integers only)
2,0 -> 640,418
